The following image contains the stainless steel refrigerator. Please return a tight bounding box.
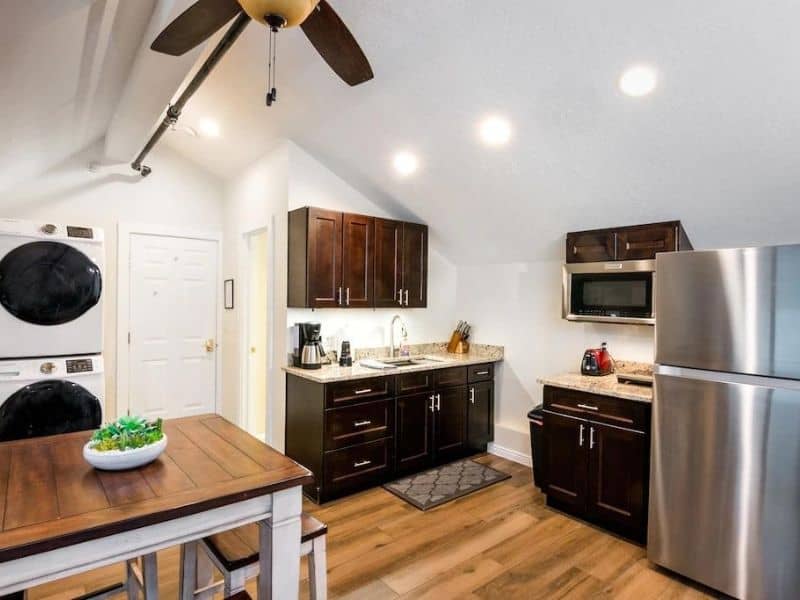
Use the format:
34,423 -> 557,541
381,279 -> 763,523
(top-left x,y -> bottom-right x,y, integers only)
649,244 -> 800,600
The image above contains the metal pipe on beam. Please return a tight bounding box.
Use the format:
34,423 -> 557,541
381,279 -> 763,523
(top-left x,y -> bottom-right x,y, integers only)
131,11 -> 251,176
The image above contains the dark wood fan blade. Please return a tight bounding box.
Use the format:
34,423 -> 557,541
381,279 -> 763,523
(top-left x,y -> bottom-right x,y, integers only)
300,0 -> 374,86
151,0 -> 243,56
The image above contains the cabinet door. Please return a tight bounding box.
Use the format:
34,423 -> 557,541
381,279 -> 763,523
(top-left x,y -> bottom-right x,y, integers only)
616,223 -> 676,261
401,223 -> 428,307
396,392 -> 434,474
373,218 -> 403,308
566,231 -> 616,263
307,208 -> 343,308
543,412 -> 588,511
587,422 -> 649,541
433,386 -> 467,463
341,213 -> 374,308
467,382 -> 493,451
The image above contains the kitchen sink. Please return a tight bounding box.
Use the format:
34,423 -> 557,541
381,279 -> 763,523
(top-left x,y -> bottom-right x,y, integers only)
362,356 -> 446,369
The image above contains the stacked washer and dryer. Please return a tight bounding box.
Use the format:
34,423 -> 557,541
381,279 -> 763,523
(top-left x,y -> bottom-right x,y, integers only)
0,219 -> 105,441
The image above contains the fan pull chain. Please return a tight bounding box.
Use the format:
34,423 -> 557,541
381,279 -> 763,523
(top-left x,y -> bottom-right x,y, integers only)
266,24 -> 278,106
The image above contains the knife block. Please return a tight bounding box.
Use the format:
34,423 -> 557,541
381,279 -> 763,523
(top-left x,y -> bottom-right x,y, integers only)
446,331 -> 470,354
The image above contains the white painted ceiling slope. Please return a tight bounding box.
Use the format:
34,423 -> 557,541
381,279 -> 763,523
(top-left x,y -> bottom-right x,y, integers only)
163,0 -> 800,263
0,0 -> 157,191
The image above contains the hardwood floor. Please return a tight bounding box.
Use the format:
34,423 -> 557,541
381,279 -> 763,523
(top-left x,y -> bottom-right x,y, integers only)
26,455 -> 714,600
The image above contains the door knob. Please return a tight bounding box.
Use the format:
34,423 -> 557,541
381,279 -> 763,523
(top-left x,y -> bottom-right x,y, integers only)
250,346 -> 257,354
204,339 -> 216,353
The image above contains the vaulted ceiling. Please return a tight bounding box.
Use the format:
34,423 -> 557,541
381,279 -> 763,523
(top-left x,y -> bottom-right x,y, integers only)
4,1 -> 800,263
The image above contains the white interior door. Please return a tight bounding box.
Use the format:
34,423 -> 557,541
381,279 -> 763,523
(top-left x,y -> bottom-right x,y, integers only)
129,233 -> 219,419
246,229 -> 268,439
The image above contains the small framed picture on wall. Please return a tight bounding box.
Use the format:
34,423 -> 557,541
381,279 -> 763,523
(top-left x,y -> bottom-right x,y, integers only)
224,279 -> 235,310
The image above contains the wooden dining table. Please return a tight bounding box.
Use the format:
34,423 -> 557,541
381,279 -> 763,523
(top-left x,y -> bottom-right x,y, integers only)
0,414 -> 313,599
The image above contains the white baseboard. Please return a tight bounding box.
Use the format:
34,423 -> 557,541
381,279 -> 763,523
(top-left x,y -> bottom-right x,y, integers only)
488,442 -> 532,467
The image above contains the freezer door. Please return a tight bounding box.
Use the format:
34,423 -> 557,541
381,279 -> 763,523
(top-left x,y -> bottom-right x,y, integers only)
655,244 -> 800,379
649,368 -> 800,599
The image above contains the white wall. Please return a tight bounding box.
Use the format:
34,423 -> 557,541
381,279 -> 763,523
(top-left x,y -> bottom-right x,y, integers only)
456,259 -> 654,458
0,140 -> 226,419
222,141 -> 457,450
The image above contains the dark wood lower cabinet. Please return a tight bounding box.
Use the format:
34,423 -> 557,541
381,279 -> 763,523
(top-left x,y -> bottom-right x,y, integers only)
286,364 -> 496,503
542,385 -> 650,544
396,392 -> 433,475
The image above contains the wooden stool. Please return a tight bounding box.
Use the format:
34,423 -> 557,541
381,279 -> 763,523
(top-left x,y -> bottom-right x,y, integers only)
181,513 -> 328,600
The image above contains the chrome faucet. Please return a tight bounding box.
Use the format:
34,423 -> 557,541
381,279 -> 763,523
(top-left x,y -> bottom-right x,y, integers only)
390,314 -> 408,358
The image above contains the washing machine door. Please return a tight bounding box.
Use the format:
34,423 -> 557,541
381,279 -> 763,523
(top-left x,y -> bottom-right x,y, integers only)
0,241 -> 102,325
0,380 -> 102,441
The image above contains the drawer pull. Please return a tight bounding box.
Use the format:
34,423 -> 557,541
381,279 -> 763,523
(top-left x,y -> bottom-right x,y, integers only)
577,403 -> 599,411
354,460 -> 372,468
475,370 -> 489,376
353,420 -> 372,427
354,388 -> 373,395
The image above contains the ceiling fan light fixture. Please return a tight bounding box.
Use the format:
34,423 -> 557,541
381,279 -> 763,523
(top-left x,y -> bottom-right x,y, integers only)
198,118 -> 221,138
237,0 -> 320,27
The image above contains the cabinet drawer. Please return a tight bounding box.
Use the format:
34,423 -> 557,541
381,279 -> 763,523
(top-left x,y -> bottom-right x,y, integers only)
468,364 -> 494,383
325,400 -> 394,450
396,370 -> 435,396
543,386 -> 649,432
326,376 -> 393,408
616,224 -> 676,260
324,438 -> 393,494
435,367 -> 467,388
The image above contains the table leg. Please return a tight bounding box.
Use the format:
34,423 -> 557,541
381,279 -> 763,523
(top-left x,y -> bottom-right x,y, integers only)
179,543 -> 197,600
141,554 -> 158,600
257,487 -> 302,600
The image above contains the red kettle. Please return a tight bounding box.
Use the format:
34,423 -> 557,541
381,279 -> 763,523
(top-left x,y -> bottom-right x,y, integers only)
581,342 -> 615,376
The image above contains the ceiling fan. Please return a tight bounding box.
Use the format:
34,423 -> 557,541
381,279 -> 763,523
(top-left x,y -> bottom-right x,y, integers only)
132,0 -> 372,177
151,0 -> 374,88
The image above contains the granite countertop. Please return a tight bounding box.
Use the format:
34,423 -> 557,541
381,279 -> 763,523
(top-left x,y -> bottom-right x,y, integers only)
283,343 -> 503,384
537,362 -> 654,403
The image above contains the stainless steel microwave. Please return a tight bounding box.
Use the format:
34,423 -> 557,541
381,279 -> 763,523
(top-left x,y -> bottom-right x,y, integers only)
562,259 -> 655,325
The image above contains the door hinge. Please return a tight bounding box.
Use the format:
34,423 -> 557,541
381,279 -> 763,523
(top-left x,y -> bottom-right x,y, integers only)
128,332 -> 131,344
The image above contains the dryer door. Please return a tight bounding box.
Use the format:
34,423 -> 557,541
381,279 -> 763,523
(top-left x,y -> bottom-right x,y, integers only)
0,241 -> 102,325
0,380 -> 102,441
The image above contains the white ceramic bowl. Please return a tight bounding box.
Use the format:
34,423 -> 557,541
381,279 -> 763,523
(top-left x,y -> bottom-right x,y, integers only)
83,435 -> 168,471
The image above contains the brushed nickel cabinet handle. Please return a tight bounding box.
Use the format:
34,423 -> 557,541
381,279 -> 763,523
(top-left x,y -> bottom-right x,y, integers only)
590,426 -> 595,449
470,388 -> 475,404
354,460 -> 372,468
354,420 -> 372,427
337,287 -> 343,305
346,287 -> 350,305
577,403 -> 599,411
354,388 -> 373,395
579,423 -> 585,447
404,289 -> 409,306
429,395 -> 435,412
436,393 -> 441,411
476,370 -> 489,376
398,289 -> 403,305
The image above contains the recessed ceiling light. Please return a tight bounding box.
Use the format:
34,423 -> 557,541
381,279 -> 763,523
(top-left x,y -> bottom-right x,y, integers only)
619,65 -> 658,97
393,151 -> 419,176
479,115 -> 512,147
197,118 -> 221,138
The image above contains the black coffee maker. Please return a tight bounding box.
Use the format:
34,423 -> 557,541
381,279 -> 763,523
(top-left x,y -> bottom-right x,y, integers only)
292,322 -> 326,369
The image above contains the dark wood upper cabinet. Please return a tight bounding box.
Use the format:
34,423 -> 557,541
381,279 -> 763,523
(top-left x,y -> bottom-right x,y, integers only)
288,207 -> 342,308
401,222 -> 428,308
374,218 -> 402,308
467,381 -> 493,451
341,213 -> 374,308
566,231 -> 616,263
566,221 -> 692,263
291,208 -> 427,309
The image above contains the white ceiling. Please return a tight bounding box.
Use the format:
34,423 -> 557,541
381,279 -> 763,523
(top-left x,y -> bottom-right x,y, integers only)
0,0 -> 155,191
5,1 -> 800,263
